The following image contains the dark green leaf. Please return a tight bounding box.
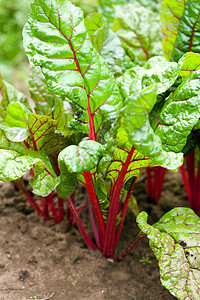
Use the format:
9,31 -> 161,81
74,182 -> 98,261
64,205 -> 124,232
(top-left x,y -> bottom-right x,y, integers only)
57,172 -> 77,199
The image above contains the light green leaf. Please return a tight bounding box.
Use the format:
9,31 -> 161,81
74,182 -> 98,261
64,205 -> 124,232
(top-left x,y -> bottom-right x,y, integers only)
113,3 -> 162,65
23,0 -> 123,138
58,140 -> 105,174
0,149 -> 41,181
137,208 -> 200,300
155,70 -> 200,152
85,12 -> 126,76
0,74 -> 30,121
30,170 -> 60,197
180,52 -> 200,78
161,0 -> 188,60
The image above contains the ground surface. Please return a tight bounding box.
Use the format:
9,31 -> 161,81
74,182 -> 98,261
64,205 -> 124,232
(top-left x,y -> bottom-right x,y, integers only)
0,170 -> 190,300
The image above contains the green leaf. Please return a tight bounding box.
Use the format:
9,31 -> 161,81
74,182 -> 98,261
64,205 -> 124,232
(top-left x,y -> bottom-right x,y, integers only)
113,3 -> 162,65
142,56 -> 181,94
29,65 -> 55,115
122,83 -> 183,170
161,0 -> 188,60
137,208 -> 200,300
118,57 -> 181,98
171,0 -> 200,62
0,74 -> 30,121
30,170 -> 60,197
57,172 -> 77,199
104,125 -> 154,185
98,0 -> 128,26
180,52 -> 200,78
26,113 -> 66,155
85,12 -> 126,76
0,149 -> 41,181
58,140 -> 105,174
23,0 -> 123,138
155,70 -> 200,152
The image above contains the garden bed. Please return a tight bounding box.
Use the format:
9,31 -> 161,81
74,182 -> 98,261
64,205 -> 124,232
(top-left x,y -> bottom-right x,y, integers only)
0,170 -> 189,300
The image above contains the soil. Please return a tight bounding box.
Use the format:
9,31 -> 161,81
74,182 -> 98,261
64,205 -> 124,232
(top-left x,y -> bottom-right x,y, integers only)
0,170 -> 190,300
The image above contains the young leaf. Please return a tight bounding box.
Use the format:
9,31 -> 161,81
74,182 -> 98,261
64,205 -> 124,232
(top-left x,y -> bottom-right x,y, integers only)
58,140 -> 105,174
30,170 -> 60,197
137,208 -> 200,300
23,0 -> 123,139
113,3 -> 162,65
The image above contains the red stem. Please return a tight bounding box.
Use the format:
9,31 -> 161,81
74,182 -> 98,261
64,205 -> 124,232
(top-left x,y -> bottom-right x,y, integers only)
65,197 -> 97,250
115,234 -> 147,261
114,177 -> 137,249
83,171 -> 105,250
88,193 -> 100,248
68,192 -> 76,226
103,146 -> 135,257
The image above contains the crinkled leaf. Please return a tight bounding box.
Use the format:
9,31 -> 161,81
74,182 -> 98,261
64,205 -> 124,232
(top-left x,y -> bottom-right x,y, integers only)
0,149 -> 42,181
30,170 -> 60,197
113,3 -> 162,65
98,0 -> 129,26
118,57 -> 181,98
137,208 -> 200,300
85,12 -> 126,76
161,0 -> 188,60
122,84 -> 183,170
155,70 -> 200,152
142,56 -> 181,94
171,0 -> 200,62
57,172 -> 77,199
23,0 -> 123,138
58,140 -> 105,174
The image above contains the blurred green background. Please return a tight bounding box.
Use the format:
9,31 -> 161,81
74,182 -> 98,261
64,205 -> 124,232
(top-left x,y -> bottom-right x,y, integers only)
0,0 -> 97,89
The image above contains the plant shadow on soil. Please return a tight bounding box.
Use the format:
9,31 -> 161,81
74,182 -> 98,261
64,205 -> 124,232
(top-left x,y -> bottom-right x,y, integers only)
0,170 -> 189,300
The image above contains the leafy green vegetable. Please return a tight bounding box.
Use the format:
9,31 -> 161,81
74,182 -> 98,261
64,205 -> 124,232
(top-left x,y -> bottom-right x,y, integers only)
137,208 -> 200,299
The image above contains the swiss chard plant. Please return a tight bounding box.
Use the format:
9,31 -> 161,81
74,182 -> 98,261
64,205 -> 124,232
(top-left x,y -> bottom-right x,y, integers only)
0,0 -> 200,299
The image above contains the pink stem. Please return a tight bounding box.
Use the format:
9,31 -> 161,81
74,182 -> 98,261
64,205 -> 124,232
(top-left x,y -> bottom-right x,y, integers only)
115,234 -> 147,261
103,146 -> 135,257
83,171 -> 105,250
88,194 -> 100,248
65,197 -> 97,250
114,177 -> 137,250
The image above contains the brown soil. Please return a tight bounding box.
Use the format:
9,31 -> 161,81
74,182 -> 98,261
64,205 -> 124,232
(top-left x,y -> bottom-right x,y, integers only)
0,170 -> 189,300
